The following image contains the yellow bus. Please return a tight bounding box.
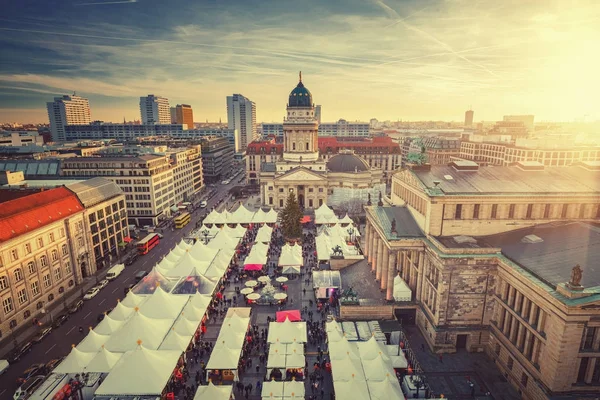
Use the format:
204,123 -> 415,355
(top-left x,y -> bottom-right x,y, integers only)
174,212 -> 191,229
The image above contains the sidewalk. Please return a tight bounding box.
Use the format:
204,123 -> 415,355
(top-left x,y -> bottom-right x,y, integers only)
0,264 -> 115,359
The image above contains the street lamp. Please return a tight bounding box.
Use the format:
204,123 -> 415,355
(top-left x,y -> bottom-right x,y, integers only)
347,227 -> 354,243
202,229 -> 210,245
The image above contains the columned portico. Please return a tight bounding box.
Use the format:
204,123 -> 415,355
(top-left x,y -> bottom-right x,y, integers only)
386,251 -> 397,300
376,239 -> 384,280
380,249 -> 389,290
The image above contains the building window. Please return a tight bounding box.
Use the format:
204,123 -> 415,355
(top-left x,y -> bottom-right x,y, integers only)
544,204 -> 551,219
0,276 -> 8,290
526,204 -> 533,219
49,233 -> 55,242
577,358 -> 589,383
269,197 -> 273,205
10,249 -> 18,261
23,310 -> 31,319
64,262 -> 71,275
292,142 -> 296,150
268,186 -> 273,191
318,188 -> 323,193
31,281 -> 40,296
592,358 -> 600,383
2,297 -> 13,314
62,244 -> 68,256
17,288 -> 27,305
508,204 -> 515,219
507,357 -> 514,370
596,204 -> 600,219
51,250 -> 59,262
495,343 -> 501,355
521,373 -> 528,387
319,199 -> 323,206
306,142 -> 309,150
78,237 -> 84,247
581,326 -> 597,350
14,268 -> 24,282
278,188 -> 284,193
561,204 -> 569,218
473,204 -> 480,219
37,237 -> 44,248
43,274 -> 51,288
491,204 -> 498,219
454,204 -> 462,219
27,262 -> 36,275
24,243 -> 31,255
40,255 -> 48,267
279,199 -> 284,207
60,228 -> 65,237
48,293 -> 54,302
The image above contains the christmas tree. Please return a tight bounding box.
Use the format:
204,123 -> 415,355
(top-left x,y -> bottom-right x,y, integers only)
280,191 -> 302,239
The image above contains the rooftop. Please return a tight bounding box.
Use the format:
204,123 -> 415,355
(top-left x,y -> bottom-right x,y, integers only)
370,206 -> 424,240
0,159 -> 61,177
261,162 -> 277,173
0,187 -> 83,243
412,165 -> 600,195
67,178 -> 124,208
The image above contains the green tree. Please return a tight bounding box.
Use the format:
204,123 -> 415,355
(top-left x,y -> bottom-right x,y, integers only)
280,192 -> 302,239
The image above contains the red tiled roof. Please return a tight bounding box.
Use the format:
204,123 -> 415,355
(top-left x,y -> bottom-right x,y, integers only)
318,136 -> 398,151
0,187 -> 84,243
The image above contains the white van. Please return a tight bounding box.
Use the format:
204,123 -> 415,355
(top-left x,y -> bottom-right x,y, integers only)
200,201 -> 207,208
0,359 -> 8,375
106,263 -> 125,281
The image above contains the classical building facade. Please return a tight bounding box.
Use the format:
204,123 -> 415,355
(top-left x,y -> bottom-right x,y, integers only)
257,74 -> 384,209
362,161 -> 600,399
0,187 -> 92,342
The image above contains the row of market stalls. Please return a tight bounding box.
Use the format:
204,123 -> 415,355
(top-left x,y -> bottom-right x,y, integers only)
277,243 -> 303,275
264,318 -> 308,390
204,205 -> 278,225
205,308 -> 252,382
327,321 -> 408,400
314,204 -> 354,225
261,380 -> 305,399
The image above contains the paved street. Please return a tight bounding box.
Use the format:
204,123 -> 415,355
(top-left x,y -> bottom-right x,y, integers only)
0,177 -> 242,400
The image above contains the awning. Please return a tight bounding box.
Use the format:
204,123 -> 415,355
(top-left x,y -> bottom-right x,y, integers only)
244,264 -> 263,271
276,310 -> 301,322
301,216 -> 312,224
123,237 -> 132,243
170,205 -> 179,213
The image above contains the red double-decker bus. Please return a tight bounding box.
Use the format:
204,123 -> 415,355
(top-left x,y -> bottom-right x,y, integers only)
137,233 -> 159,255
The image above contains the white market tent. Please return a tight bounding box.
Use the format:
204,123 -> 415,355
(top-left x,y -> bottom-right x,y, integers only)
255,225 -> 274,243
94,315 -> 124,335
267,319 -> 308,344
229,204 -> 255,224
83,347 -> 123,373
315,203 -> 337,224
120,291 -> 147,308
194,382 -> 233,400
196,224 -> 221,238
103,311 -> 173,352
244,242 -> 270,265
334,377 -> 370,400
266,344 -> 305,374
108,301 -> 135,321
203,209 -> 222,224
278,244 -> 302,266
221,224 -> 247,238
393,275 -> 412,302
139,286 -> 189,319
339,213 -> 354,225
264,208 -> 278,224
367,375 -> 405,400
332,355 -> 365,381
76,329 -> 110,353
261,381 -> 304,399
95,346 -> 181,396
362,355 -> 395,381
206,309 -> 251,380
358,336 -> 390,361
54,347 -> 95,373
159,330 -> 192,352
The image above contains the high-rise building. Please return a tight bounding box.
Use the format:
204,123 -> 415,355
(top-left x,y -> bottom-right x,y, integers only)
170,107 -> 177,124
227,94 -> 257,152
139,95 -> 170,125
175,104 -> 194,129
46,95 -> 92,142
315,105 -> 322,124
464,109 -> 474,127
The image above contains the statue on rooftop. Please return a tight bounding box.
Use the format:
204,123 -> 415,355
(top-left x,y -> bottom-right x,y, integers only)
367,193 -> 372,206
391,218 -> 397,234
378,191 -> 383,206
570,264 -> 583,287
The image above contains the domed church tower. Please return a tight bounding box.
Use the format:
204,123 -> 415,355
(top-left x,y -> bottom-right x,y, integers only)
282,72 -> 319,162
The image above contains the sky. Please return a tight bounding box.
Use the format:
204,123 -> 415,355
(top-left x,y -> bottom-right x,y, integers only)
0,0 -> 599,124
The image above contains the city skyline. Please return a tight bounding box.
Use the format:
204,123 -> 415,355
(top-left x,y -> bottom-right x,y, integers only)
1,0 -> 599,124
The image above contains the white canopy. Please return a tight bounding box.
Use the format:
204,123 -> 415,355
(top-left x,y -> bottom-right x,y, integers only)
208,232 -> 239,249
357,336 -> 390,361
54,347 -> 95,373
104,311 -> 173,352
120,291 -> 147,308
203,209 -> 222,224
206,310 -> 250,370
95,346 -> 181,396
267,319 -> 308,344
94,315 -> 124,335
196,224 -> 220,238
283,380 -> 305,398
278,243 -> 302,267
194,382 -> 233,400
229,204 -> 255,224
84,347 -> 123,373
333,378 -> 370,400
362,355 -> 395,381
315,203 -> 337,224
139,286 -> 188,319
76,329 -> 110,353
173,316 -> 200,336
339,213 -> 354,225
261,381 -> 284,398
394,275 -> 412,302
367,375 -> 405,400
251,208 -> 269,224
332,355 -> 365,381
255,225 -> 273,243
244,242 -> 269,265
206,343 -> 242,370
264,208 -> 278,224
188,241 -> 220,262
165,252 -> 211,278
266,349 -> 286,368
328,338 -> 360,360
160,329 -> 191,351
109,301 -> 135,321
222,224 -> 247,238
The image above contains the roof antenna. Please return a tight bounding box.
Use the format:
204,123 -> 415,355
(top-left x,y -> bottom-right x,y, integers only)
299,71 -> 302,83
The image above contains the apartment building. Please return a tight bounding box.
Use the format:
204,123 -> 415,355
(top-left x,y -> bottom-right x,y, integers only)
169,128 -> 238,150
362,160 -> 600,399
245,139 -> 284,185
261,119 -> 370,138
174,104 -> 194,128
0,132 -> 45,147
60,154 -> 193,226
64,122 -> 187,141
65,178 -> 128,270
139,95 -> 170,125
47,95 -> 91,141
0,187 -> 91,341
227,94 -> 257,152
167,145 -> 203,204
200,136 -> 235,183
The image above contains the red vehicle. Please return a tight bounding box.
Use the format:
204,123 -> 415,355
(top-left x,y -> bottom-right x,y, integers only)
137,233 -> 160,255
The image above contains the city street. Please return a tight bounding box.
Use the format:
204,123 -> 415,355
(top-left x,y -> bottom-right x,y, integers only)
0,177 -> 241,400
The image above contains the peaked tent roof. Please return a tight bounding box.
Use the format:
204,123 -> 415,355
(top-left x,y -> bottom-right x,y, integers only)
203,209 -> 222,224
328,337 -> 360,360
367,375 -> 404,400
159,329 -> 191,351
139,286 -> 188,319
76,329 -> 111,353
94,315 -> 124,335
331,355 -> 365,381
205,344 -> 242,370
283,380 -> 305,397
251,208 -> 269,224
193,382 -> 233,400
121,291 -> 147,308
132,266 -> 175,294
261,381 -> 284,398
84,347 -> 123,373
95,346 -> 181,396
278,243 -> 303,266
265,208 -> 278,223
255,225 -> 273,243
54,347 -> 95,373
339,213 -> 354,224
230,204 -> 255,224
267,319 -> 308,343
333,378 -> 370,400
173,316 -> 200,336
108,301 -> 135,321
104,311 -> 173,352
358,336 -> 390,361
188,241 -> 219,262
362,354 -> 395,381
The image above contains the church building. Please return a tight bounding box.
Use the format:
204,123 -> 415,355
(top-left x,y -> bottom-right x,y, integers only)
259,73 -> 384,209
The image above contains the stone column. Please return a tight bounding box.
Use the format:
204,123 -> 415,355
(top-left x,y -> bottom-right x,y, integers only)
371,236 -> 379,272
380,248 -> 389,289
368,228 -> 375,265
364,222 -> 371,258
376,239 -> 384,281
386,251 -> 397,300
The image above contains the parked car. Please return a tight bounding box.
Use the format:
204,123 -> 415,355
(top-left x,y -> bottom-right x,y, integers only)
124,283 -> 135,295
8,342 -> 33,363
200,201 -> 207,208
13,375 -> 46,400
83,287 -> 100,300
16,364 -> 45,384
95,279 -> 109,290
52,314 -> 69,328
68,300 -> 84,314
31,327 -> 52,344
125,254 -> 139,266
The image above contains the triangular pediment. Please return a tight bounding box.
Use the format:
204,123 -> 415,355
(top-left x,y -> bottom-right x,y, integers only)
275,167 -> 326,182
